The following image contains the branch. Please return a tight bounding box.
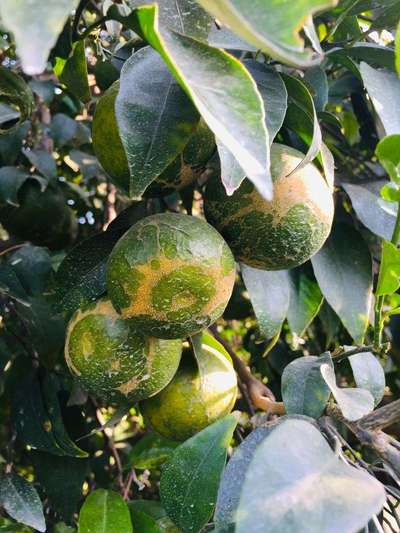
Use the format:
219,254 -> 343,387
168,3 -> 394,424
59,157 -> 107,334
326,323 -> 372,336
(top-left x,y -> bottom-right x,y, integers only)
359,399 -> 400,432
210,326 -> 285,415
331,343 -> 390,362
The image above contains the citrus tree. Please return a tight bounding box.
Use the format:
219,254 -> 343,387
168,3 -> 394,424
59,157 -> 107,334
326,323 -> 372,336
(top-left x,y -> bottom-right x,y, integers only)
0,1 -> 400,531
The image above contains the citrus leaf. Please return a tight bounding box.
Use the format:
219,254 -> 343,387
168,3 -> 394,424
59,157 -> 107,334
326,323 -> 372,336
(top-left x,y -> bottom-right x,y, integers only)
0,66 -> 34,133
196,0 -> 336,67
0,0 -> 79,75
342,180 -> 397,240
128,501 -> 178,533
55,40 -> 91,103
115,46 -> 198,197
376,240 -> 400,296
347,350 -> 385,406
235,418 -> 386,533
241,264 -> 290,339
126,433 -> 179,470
8,245 -> 52,297
0,473 -> 46,532
376,134 -> 400,183
328,43 -> 396,70
311,224 -> 373,343
77,489 -> 133,533
22,148 -> 57,180
287,268 -> 324,337
360,62 -> 400,135
320,364 -> 375,421
160,415 -> 237,533
109,4 -> 272,200
0,168 -> 46,207
281,353 -> 332,418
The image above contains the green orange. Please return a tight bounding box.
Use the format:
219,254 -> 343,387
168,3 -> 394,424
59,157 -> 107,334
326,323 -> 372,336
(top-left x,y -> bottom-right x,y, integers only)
0,179 -> 77,250
65,299 -> 182,403
92,81 -> 215,197
141,334 -> 238,441
106,213 -> 235,339
204,143 -> 334,270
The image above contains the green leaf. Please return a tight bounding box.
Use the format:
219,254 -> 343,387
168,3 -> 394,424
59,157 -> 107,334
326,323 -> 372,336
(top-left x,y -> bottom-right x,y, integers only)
0,0 -> 79,75
0,473 -> 46,532
328,43 -> 396,71
396,21 -> 400,76
116,46 -> 198,197
197,0 -> 336,67
160,415 -> 237,533
55,40 -> 91,103
380,182 -> 400,202
304,67 -> 329,112
342,180 -> 398,240
235,418 -> 385,532
8,245 -> 52,296
241,264 -> 290,339
0,121 -> 30,166
376,134 -> 400,183
281,353 -> 332,418
311,224 -> 373,343
145,0 -> 212,39
0,168 -> 47,207
376,240 -> 400,296
0,66 -> 34,133
128,501 -> 179,533
109,4 -> 272,199
287,268 -> 324,337
22,148 -> 57,180
348,350 -> 385,407
126,433 -> 179,470
360,62 -> 400,135
77,489 -> 133,533
320,363 -> 374,421
54,524 -> 76,533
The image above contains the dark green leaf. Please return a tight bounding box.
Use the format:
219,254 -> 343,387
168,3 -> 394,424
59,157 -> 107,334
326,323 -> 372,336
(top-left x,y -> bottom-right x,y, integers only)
0,473 -> 46,532
342,180 -> 397,240
0,66 -> 34,133
77,489 -> 133,533
50,114 -> 79,148
116,46 -> 198,197
128,501 -> 178,533
127,433 -> 179,470
160,415 -> 237,533
320,363 -> 374,421
8,245 -> 52,296
281,353 -> 332,418
22,148 -> 57,180
69,150 -> 102,180
287,268 -> 323,337
0,168 -> 46,207
150,0 -> 212,39
348,351 -> 385,406
55,40 -> 91,103
311,224 -> 373,343
0,0 -> 79,75
197,0 -> 336,67
376,240 -> 400,296
235,418 -> 385,532
0,121 -> 30,166
328,43 -> 396,70
360,62 -> 400,135
109,4 -> 272,199
304,67 -> 329,112
241,264 -> 290,339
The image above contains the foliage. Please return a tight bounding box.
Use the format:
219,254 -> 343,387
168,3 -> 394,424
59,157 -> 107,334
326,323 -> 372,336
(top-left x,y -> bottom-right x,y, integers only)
0,1 -> 399,532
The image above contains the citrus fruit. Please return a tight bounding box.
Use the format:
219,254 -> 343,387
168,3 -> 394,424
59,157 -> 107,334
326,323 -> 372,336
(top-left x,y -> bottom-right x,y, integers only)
107,213 -> 236,339
65,298 -> 182,403
0,179 -> 77,250
141,333 -> 238,441
92,81 -> 214,196
204,143 -> 334,270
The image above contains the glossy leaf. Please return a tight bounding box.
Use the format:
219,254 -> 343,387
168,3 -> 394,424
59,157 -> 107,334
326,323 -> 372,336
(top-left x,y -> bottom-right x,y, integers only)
128,501 -> 178,533
376,240 -> 400,296
235,418 -> 386,532
348,351 -> 385,406
241,264 -> 290,339
0,66 -> 34,133
329,43 -> 396,70
109,4 -> 272,199
77,489 -> 132,533
197,0 -> 336,67
0,0 -> 79,75
376,134 -> 400,183
360,62 -> 400,135
281,353 -> 332,418
126,433 -> 178,470
0,473 -> 46,532
116,46 -> 198,197
55,40 -> 91,103
287,268 -> 324,337
22,148 -> 57,180
160,415 -> 237,533
320,364 -> 374,421
8,245 -> 52,296
311,224 -> 373,343
0,168 -> 46,207
151,0 -> 212,39
342,180 -> 397,240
